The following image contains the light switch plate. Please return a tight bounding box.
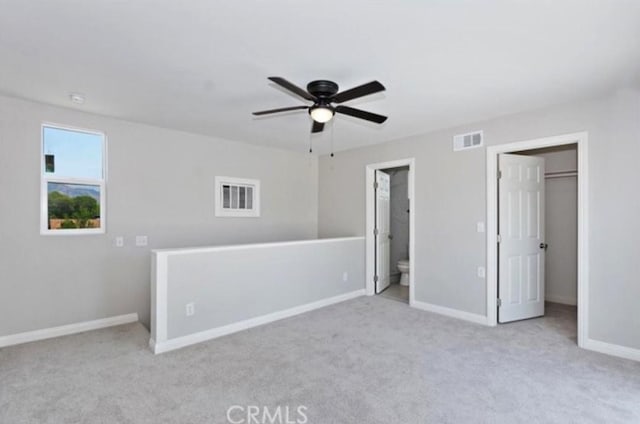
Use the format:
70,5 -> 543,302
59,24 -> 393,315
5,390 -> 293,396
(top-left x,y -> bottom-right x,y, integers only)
477,266 -> 486,278
477,222 -> 485,233
135,236 -> 148,247
114,236 -> 124,248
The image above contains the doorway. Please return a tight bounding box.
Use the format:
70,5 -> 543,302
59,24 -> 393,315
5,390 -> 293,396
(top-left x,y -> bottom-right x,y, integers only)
376,166 -> 410,302
365,158 -> 415,305
486,132 -> 589,347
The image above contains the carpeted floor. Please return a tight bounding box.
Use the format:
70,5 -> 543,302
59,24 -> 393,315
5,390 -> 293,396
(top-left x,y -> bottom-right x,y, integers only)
1,297 -> 639,424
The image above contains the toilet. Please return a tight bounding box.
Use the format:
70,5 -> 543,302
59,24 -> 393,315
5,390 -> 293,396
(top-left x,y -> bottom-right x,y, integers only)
397,259 -> 410,286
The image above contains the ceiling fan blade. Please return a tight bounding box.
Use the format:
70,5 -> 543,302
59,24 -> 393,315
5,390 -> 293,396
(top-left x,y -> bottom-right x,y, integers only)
268,77 -> 317,101
311,120 -> 325,133
332,81 -> 385,103
252,105 -> 308,116
335,105 -> 387,124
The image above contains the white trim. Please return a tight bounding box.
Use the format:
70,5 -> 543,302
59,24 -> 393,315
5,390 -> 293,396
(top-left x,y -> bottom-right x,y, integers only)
583,338 -> 640,362
411,300 -> 488,325
365,158 -> 415,305
40,123 -> 107,235
545,294 -> 577,306
152,236 -> 364,255
0,313 -> 138,348
486,132 -> 589,349
151,289 -> 366,354
152,252 -> 169,344
214,176 -> 260,218
41,121 -> 108,136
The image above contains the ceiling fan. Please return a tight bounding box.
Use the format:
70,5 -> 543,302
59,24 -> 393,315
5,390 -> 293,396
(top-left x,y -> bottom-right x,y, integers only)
253,77 -> 387,133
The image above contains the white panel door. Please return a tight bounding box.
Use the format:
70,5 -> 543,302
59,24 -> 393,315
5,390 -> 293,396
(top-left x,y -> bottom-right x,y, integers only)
375,170 -> 391,294
498,154 -> 546,323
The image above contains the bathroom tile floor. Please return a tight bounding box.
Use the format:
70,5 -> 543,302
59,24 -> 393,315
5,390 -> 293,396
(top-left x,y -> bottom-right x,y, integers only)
379,282 -> 409,303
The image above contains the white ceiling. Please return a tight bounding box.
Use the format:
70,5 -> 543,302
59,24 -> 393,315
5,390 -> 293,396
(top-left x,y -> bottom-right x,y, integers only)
1,1 -> 639,154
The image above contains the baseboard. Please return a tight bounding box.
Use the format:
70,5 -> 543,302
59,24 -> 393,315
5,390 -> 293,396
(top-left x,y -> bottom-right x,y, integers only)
0,313 -> 139,348
152,289 -> 366,354
410,300 -> 488,325
583,338 -> 640,362
545,295 -> 577,306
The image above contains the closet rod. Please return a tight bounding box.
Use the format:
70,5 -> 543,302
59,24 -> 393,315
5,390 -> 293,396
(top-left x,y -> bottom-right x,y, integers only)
545,169 -> 577,179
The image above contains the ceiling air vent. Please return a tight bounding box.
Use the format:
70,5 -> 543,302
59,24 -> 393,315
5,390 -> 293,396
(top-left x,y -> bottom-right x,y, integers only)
453,130 -> 483,151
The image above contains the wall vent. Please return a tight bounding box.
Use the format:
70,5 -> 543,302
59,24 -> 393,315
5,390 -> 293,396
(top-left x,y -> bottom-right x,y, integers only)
453,130 -> 483,151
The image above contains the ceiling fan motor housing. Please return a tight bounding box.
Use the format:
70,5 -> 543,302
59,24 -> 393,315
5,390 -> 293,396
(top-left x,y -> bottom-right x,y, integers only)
307,80 -> 339,98
307,80 -> 338,121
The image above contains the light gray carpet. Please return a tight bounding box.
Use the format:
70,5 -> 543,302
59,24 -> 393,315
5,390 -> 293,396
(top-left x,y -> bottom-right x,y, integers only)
1,298 -> 639,424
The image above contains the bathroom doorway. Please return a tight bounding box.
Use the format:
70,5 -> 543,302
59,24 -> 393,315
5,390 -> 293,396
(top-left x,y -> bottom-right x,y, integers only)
365,158 -> 415,305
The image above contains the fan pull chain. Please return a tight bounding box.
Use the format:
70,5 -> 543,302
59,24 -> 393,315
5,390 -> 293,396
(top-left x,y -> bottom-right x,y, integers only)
309,132 -> 313,154
330,120 -> 335,157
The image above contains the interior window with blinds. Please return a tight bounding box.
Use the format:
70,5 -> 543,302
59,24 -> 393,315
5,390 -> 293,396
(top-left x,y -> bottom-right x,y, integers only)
222,184 -> 253,210
216,177 -> 260,217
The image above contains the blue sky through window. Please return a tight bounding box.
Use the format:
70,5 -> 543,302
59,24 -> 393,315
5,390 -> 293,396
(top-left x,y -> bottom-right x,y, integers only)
43,126 -> 103,180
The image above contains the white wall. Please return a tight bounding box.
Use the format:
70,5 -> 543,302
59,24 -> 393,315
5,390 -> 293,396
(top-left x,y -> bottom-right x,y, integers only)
0,94 -> 319,337
318,87 -> 640,351
3,87 -> 639,354
151,237 -> 365,352
520,146 -> 577,305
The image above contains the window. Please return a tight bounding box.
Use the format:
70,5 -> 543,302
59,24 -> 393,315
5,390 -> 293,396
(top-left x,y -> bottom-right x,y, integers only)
41,124 -> 106,234
215,176 -> 260,217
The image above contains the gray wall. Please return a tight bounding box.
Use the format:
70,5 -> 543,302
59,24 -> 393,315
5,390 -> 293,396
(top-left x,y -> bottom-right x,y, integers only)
388,167 -> 410,281
520,146 -> 577,305
154,237 -> 364,341
0,94 -> 319,336
318,87 -> 640,350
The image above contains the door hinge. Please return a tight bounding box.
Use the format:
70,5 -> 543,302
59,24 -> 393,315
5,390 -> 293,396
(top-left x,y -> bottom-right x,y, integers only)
374,275 -> 379,283
374,228 -> 379,236
374,181 -> 379,189
497,234 -> 502,243
497,170 -> 502,179
497,298 -> 502,307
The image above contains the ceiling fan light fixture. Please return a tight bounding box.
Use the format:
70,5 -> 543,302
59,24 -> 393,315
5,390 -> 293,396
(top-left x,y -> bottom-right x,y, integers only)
310,106 -> 334,123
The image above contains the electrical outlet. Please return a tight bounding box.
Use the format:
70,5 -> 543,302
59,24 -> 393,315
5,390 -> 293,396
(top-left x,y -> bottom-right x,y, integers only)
135,236 -> 148,247
185,302 -> 195,317
343,271 -> 349,282
477,266 -> 486,278
477,222 -> 485,233
114,236 -> 124,248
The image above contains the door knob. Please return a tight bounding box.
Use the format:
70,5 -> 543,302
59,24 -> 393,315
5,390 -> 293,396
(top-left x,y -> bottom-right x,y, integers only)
539,243 -> 548,250
388,234 -> 394,240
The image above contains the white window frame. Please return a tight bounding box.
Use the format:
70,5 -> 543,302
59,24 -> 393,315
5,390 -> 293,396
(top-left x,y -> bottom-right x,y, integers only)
215,176 -> 260,218
40,123 -> 107,235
